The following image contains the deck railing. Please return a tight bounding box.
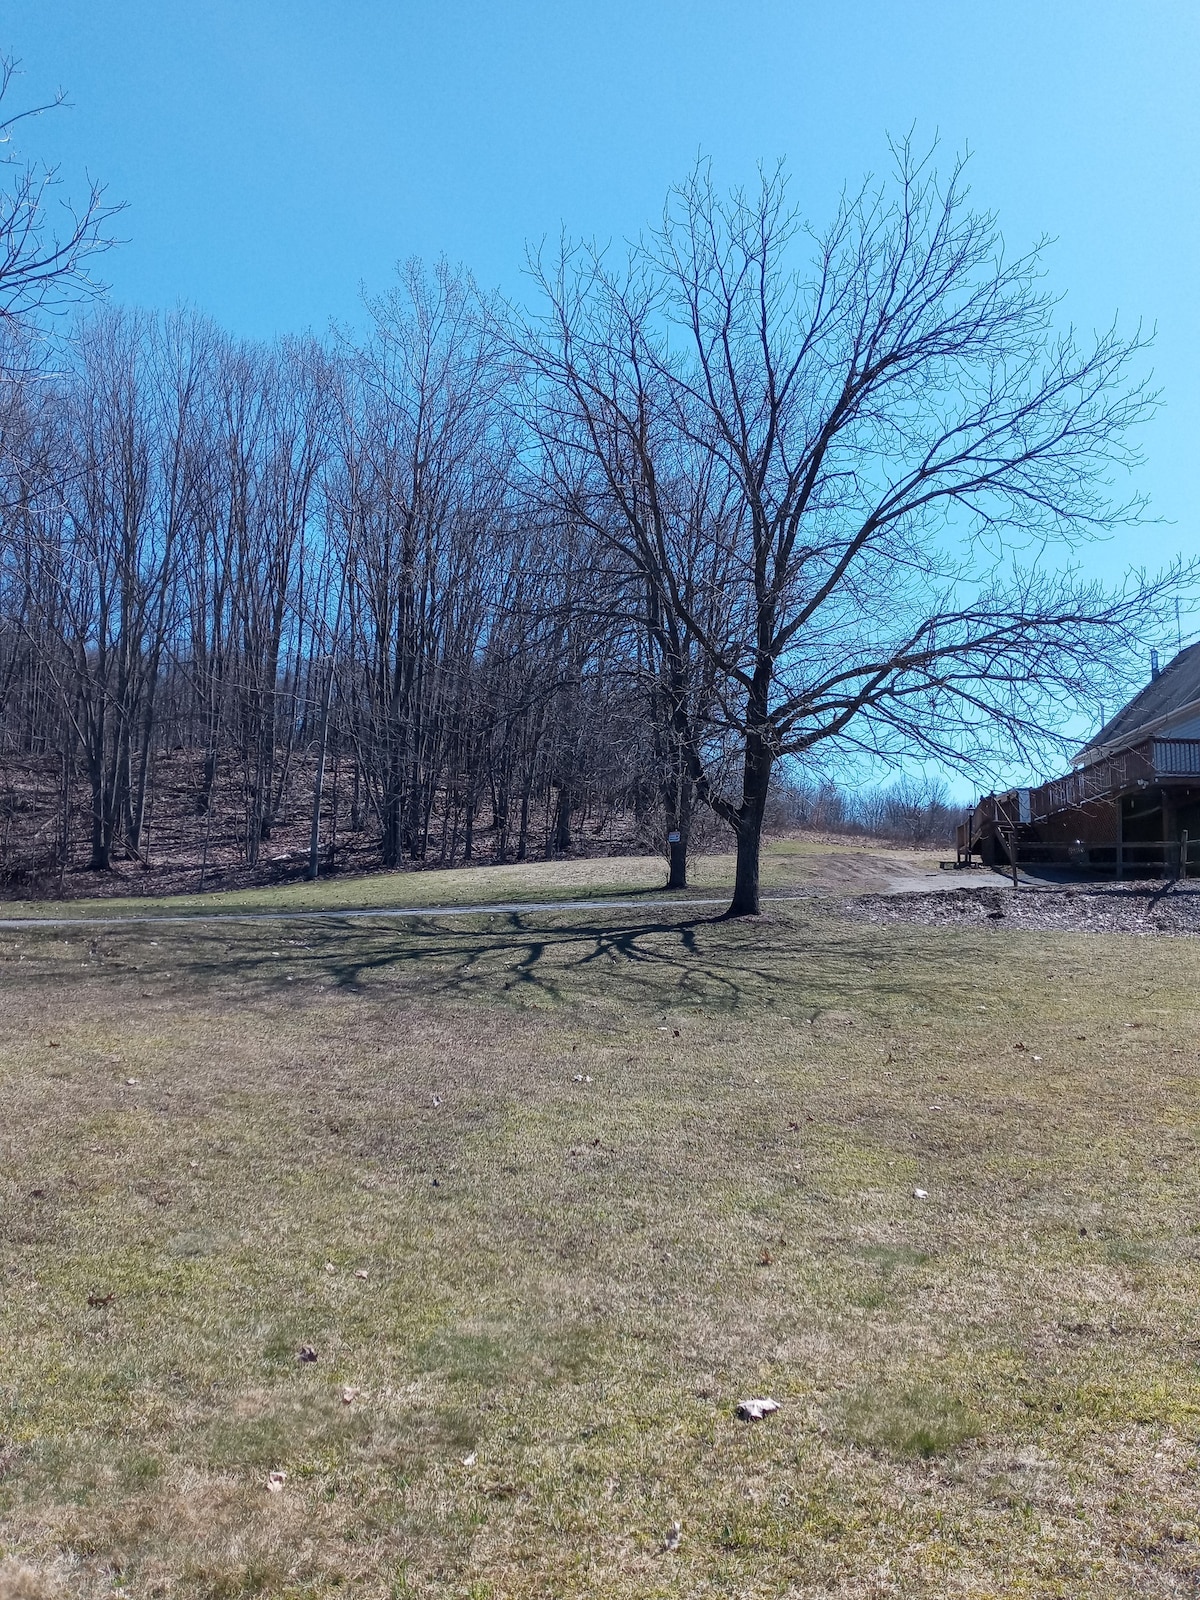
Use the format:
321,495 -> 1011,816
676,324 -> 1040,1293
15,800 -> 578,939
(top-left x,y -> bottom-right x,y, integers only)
1029,749 -> 1143,822
1151,738 -> 1200,775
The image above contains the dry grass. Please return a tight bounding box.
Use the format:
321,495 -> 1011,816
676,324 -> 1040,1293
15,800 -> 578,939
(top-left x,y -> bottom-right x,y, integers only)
2,873 -> 1199,1596
0,836 -> 949,923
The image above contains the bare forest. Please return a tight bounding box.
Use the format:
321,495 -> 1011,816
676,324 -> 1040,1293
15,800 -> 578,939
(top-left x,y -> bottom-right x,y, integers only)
0,142 -> 1184,911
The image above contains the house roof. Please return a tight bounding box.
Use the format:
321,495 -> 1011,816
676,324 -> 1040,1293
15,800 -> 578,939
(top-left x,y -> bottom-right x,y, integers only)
1077,640 -> 1200,762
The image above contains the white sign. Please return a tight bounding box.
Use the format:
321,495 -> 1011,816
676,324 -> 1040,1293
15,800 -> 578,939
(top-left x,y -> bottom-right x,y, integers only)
667,831 -> 681,843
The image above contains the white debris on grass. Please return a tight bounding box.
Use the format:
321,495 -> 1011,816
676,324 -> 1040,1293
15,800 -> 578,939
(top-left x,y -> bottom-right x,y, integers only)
736,1397 -> 780,1421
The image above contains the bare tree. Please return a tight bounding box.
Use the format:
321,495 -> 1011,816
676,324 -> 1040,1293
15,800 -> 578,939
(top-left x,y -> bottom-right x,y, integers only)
337,261 -> 508,866
506,252 -> 738,888
524,145 -> 1186,913
0,55 -> 121,334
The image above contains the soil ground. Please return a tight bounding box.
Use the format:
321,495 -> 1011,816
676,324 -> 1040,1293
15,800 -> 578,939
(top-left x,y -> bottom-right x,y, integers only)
848,880 -> 1200,939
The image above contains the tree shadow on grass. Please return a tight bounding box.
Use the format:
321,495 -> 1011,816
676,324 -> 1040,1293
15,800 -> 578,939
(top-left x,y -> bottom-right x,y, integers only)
64,901 -> 1012,1023
193,909 -> 740,1011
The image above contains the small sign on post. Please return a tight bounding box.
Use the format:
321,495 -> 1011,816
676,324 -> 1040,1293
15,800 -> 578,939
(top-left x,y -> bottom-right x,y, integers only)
667,831 -> 681,844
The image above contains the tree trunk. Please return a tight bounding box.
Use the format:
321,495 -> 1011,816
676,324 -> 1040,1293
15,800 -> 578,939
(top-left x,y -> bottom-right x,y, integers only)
727,726 -> 773,917
494,782 -> 509,863
666,832 -> 688,890
554,782 -> 571,855
58,746 -> 72,888
517,775 -> 532,861
729,822 -> 762,916
350,759 -> 362,831
664,766 -> 692,890
381,786 -> 402,868
308,659 -> 335,881
88,763 -> 112,871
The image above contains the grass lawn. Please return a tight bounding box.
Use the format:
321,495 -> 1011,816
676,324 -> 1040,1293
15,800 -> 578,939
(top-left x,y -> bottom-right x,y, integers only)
2,873 -> 1199,1597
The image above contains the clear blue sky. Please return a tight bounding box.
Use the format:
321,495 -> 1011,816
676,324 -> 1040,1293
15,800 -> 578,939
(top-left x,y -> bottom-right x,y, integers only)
8,1 -> 1197,531
6,0 -> 1199,784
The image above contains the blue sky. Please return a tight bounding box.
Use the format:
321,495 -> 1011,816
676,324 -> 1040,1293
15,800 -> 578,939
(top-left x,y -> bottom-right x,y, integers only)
8,2 -> 1196,526
6,0 -> 1199,787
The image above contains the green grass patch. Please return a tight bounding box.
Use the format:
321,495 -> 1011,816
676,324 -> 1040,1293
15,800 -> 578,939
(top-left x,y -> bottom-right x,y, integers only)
843,1383 -> 981,1458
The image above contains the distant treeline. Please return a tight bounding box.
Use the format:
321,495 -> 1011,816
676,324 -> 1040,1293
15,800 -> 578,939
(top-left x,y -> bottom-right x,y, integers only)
766,776 -> 960,847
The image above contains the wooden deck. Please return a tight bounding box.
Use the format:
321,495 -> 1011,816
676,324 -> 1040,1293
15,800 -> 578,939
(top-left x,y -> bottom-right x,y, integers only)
958,738 -> 1200,877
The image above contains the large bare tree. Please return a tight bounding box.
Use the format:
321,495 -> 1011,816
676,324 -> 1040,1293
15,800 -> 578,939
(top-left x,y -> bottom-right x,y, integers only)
520,145 -> 1184,914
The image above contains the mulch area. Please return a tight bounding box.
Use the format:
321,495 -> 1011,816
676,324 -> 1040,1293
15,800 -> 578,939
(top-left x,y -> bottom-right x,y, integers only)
843,881 -> 1200,938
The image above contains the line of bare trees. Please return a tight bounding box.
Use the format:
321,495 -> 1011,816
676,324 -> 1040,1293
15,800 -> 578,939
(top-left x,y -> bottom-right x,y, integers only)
0,278 -> 674,891
1,120 -> 1188,911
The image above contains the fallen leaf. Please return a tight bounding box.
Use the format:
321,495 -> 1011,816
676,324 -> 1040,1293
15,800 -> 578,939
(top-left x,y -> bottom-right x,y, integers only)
663,1520 -> 682,1551
297,1345 -> 318,1364
324,1261 -> 335,1273
913,1187 -> 929,1200
758,1249 -> 773,1266
87,1291 -> 114,1307
340,1385 -> 360,1405
461,1451 -> 477,1467
354,1268 -> 369,1280
266,1470 -> 287,1493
